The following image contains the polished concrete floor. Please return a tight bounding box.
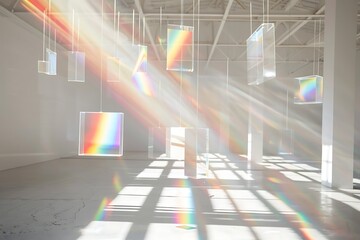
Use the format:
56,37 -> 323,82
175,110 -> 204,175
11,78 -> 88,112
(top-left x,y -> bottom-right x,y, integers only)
0,152 -> 360,240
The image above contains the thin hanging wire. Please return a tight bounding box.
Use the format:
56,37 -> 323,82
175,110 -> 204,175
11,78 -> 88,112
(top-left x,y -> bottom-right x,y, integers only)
267,0 -> 269,23
113,0 -> 117,53
54,29 -> 56,52
250,1 -> 252,34
143,17 -> 146,45
181,0 -> 184,26
48,0 -> 51,50
71,9 -> 75,52
117,11 -> 120,57
196,0 -> 200,129
318,19 -> 321,75
138,13 -> 141,45
42,10 -> 46,60
158,6 -> 163,127
77,17 -> 80,51
179,0 -> 184,126
263,0 -> 265,24
132,9 -> 135,45
100,0 -> 104,112
313,20 -> 316,75
286,88 -> 289,129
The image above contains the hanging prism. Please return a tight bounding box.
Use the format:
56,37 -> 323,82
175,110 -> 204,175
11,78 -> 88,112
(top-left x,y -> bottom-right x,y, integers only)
278,129 -> 294,155
79,112 -> 124,156
294,75 -> 323,104
68,51 -> 85,82
133,44 -> 147,74
166,24 -> 194,72
46,48 -> 57,75
247,23 -> 276,85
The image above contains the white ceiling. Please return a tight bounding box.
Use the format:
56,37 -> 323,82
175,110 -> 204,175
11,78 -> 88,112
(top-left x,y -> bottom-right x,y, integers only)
0,0 -> 358,64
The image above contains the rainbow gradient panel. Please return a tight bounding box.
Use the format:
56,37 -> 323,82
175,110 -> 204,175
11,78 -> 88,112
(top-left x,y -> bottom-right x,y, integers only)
294,75 -> 323,104
79,112 -> 124,156
166,24 -> 194,72
247,23 -> 276,85
68,51 -> 85,82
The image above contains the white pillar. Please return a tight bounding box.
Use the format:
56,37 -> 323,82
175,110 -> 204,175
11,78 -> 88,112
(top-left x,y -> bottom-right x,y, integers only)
322,0 -> 357,188
248,86 -> 263,164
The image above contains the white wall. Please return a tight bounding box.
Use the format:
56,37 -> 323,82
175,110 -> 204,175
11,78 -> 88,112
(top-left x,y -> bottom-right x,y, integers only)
0,11 -> 99,170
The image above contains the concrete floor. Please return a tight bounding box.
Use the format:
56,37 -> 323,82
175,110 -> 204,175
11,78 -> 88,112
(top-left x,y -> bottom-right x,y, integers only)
0,153 -> 360,240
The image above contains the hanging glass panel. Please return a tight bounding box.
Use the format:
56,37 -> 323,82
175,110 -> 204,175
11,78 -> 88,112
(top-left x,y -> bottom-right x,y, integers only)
278,129 -> 293,155
46,48 -> 57,75
294,75 -> 323,104
79,112 -> 124,156
38,60 -> 49,74
68,51 -> 85,82
148,127 -> 167,159
247,23 -> 276,85
166,24 -> 194,72
133,45 -> 147,74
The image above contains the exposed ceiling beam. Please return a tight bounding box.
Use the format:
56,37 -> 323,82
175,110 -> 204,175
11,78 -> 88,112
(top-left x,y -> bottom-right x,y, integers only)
206,0 -> 234,65
134,0 -> 161,61
284,0 -> 300,12
234,0 -> 246,9
277,5 -> 325,45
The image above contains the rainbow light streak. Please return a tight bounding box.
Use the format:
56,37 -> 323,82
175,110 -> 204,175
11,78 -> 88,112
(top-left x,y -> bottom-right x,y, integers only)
276,192 -> 319,240
79,112 -> 123,156
94,197 -> 110,221
133,45 -> 147,74
173,179 -> 196,226
112,173 -> 122,193
167,25 -> 193,72
132,72 -> 155,97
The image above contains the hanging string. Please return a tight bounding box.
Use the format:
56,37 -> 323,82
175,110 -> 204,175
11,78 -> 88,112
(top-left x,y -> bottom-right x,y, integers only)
143,17 -> 145,45
250,1 -> 252,34
138,12 -> 141,45
42,10 -> 46,60
77,17 -> 80,51
313,20 -> 316,75
71,9 -> 75,52
262,0 -> 265,24
286,88 -> 289,129
196,0 -> 200,129
54,29 -> 56,52
113,0 -> 117,53
48,0 -> 51,50
132,9 -> 135,45
117,11 -> 120,57
318,19 -> 321,75
181,0 -> 184,26
100,0 -> 104,112
267,0 -> 269,23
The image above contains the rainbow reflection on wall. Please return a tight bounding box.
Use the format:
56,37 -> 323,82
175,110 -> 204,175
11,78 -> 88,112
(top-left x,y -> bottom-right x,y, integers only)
79,112 -> 124,156
166,24 -> 194,72
294,75 -> 323,104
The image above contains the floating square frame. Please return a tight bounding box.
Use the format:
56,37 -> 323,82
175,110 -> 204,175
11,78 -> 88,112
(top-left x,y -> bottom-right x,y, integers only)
68,51 -> 85,82
247,23 -> 276,85
79,112 -> 124,157
294,75 -> 323,104
166,24 -> 194,72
